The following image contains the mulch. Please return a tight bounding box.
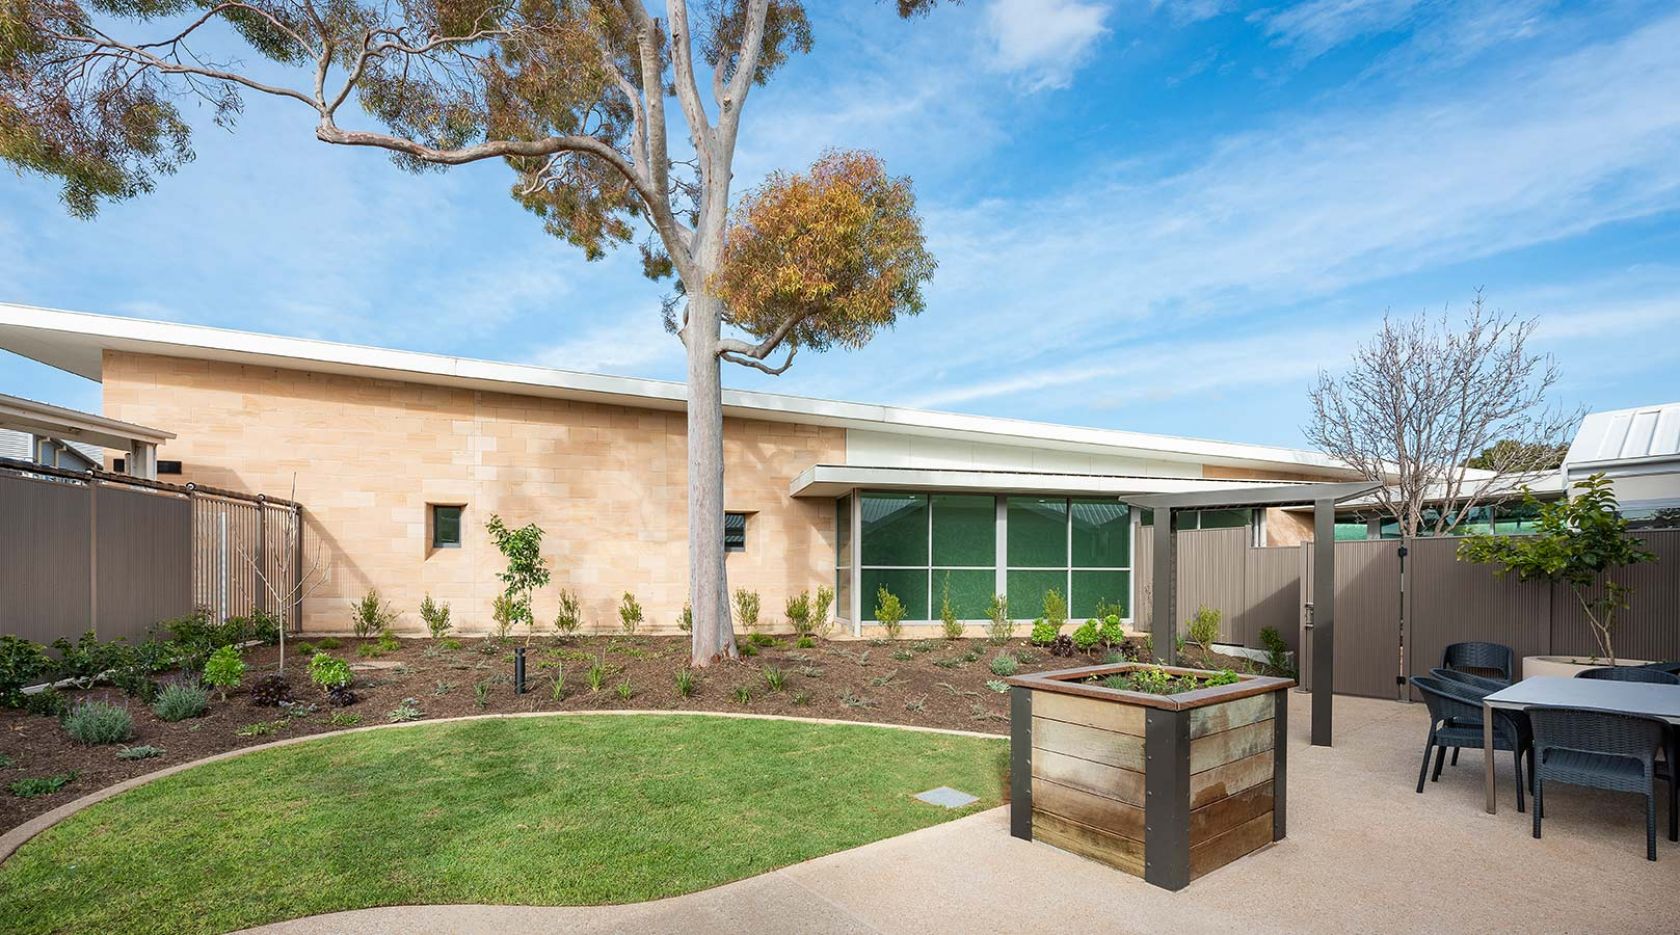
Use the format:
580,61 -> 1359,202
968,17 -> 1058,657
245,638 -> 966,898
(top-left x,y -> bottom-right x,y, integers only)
0,632 -> 1281,835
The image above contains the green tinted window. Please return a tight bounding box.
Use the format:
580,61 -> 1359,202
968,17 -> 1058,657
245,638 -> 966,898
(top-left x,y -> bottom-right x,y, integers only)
864,568 -> 927,621
836,495 -> 852,568
432,505 -> 462,548
1006,569 -> 1067,617
1071,570 -> 1129,619
861,493 -> 928,566
1071,499 -> 1129,568
1334,523 -> 1370,541
932,568 -> 996,620
1006,497 -> 1067,567
931,494 -> 995,566
1197,509 -> 1250,530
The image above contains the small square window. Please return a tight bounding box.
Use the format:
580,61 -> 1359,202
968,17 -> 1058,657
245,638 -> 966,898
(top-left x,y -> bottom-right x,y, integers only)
725,512 -> 748,552
432,505 -> 463,549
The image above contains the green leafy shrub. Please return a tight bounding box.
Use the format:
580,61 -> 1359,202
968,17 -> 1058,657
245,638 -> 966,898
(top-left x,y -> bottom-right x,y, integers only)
874,585 -> 905,640
937,575 -> 963,639
550,667 -> 566,700
202,645 -> 246,700
236,720 -> 281,737
586,656 -> 607,692
618,592 -> 643,635
738,641 -> 758,658
248,673 -> 294,707
387,698 -> 422,722
1042,589 -> 1068,631
151,681 -> 209,721
375,627 -> 401,652
473,680 -> 490,708
1259,626 -> 1293,675
1028,617 -> 1059,646
675,667 -> 696,697
308,652 -> 353,690
350,590 -> 396,639
356,642 -> 384,659
786,591 -> 813,637
314,636 -> 343,650
615,679 -> 633,700
439,637 -> 463,651
1099,614 -> 1125,647
1071,619 -> 1101,652
989,653 -> 1018,677
328,711 -> 362,727
676,601 -> 692,633
49,631 -> 127,687
1187,606 -> 1221,649
554,589 -> 583,636
732,685 -> 750,705
986,594 -> 1011,645
420,594 -> 452,638
795,635 -> 815,649
486,515 -> 552,639
62,700 -> 134,745
8,772 -> 76,798
985,679 -> 1009,694
763,666 -> 786,692
813,585 -> 835,638
733,588 -> 761,634
116,744 -> 164,761
23,688 -> 66,718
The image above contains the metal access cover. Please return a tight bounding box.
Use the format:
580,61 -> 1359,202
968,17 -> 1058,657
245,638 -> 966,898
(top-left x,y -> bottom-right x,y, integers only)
915,786 -> 978,808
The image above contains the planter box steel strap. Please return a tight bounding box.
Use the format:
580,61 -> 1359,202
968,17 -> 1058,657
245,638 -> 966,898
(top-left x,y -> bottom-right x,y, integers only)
1006,663 -> 1294,891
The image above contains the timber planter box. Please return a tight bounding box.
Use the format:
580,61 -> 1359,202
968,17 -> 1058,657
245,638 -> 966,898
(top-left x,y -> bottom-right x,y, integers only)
1005,663 -> 1295,891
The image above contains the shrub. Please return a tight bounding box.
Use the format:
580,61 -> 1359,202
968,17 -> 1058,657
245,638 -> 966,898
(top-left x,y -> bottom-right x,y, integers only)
202,645 -> 246,700
1099,614 -> 1125,647
376,627 -> 401,652
23,688 -> 66,718
874,585 -> 905,640
1187,606 -> 1221,649
420,594 -> 452,639
151,681 -> 210,721
329,711 -> 362,727
309,652 -> 353,691
489,593 -> 518,641
473,681 -> 490,708
62,700 -> 134,745
1071,619 -> 1101,652
1028,617 -> 1059,646
813,585 -> 835,638
0,631 -> 56,705
236,720 -> 281,737
792,690 -> 811,705
795,635 -> 816,649
675,668 -> 696,697
387,698 -> 423,722
733,588 -> 761,634
763,666 -> 786,692
985,679 -> 1009,694
615,680 -> 633,700
1259,626 -> 1293,675
1048,634 -> 1074,657
786,591 -> 813,637
8,772 -> 76,798
677,601 -> 692,633
356,642 -> 384,659
986,594 -> 1011,645
485,515 -> 551,638
733,685 -> 750,705
989,653 -> 1018,677
314,636 -> 343,650
326,685 -> 359,706
586,656 -> 607,692
116,744 -> 164,761
248,673 -> 295,707
937,575 -> 963,640
618,592 -> 643,635
350,589 -> 397,639
554,588 -> 583,636
439,637 -> 463,651
49,631 -> 126,687
550,667 -> 567,700
1042,589 -> 1068,631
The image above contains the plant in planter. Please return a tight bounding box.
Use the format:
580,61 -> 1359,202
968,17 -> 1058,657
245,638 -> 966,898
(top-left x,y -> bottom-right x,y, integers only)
1029,618 -> 1059,646
1458,475 -> 1657,666
1099,614 -> 1125,649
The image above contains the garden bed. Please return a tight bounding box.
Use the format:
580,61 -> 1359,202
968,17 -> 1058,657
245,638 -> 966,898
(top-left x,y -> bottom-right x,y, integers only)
0,632 -> 1285,833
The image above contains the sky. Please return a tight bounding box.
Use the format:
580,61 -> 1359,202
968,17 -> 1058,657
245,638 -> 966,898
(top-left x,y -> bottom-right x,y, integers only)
3,0 -> 1678,449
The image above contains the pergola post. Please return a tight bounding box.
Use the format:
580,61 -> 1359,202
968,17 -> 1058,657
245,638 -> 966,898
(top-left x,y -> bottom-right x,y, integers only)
1152,507 -> 1176,667
1311,498 -> 1336,747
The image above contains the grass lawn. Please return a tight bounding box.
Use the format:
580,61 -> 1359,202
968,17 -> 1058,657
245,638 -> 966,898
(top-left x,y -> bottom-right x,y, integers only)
0,714 -> 1003,934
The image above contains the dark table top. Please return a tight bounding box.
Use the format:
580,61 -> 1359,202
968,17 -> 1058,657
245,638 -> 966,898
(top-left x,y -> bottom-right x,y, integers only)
1485,676 -> 1680,724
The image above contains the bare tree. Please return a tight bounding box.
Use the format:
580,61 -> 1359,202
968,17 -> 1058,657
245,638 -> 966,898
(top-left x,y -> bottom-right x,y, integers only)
1305,291 -> 1582,538
3,0 -> 942,666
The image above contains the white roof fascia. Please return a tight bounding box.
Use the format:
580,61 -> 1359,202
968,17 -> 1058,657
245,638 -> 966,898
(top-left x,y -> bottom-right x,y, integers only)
0,391 -> 174,449
0,303 -> 1354,473
789,464 -> 1324,499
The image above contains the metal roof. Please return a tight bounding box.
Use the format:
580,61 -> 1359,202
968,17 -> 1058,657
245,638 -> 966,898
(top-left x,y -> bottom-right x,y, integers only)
1122,481 -> 1382,511
1565,401 -> 1680,473
0,392 -> 174,450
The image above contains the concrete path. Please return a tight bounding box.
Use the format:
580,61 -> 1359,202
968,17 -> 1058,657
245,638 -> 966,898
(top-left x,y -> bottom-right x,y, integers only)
243,693 -> 1680,935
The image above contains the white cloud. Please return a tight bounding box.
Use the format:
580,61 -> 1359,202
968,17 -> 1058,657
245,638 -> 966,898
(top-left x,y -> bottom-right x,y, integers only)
983,0 -> 1113,90
1256,0 -> 1426,56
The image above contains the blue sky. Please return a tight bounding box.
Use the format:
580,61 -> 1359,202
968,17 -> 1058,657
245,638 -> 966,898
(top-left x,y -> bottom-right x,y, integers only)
3,0 -> 1679,448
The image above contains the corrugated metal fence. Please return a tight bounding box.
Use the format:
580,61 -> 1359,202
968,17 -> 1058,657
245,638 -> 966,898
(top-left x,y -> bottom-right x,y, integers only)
0,458 -> 303,644
1136,524 -> 1680,701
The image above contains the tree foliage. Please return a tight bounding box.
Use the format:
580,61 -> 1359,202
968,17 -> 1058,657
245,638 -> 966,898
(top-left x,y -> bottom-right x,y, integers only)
1305,291 -> 1581,537
485,514 -> 551,634
1457,475 -> 1657,665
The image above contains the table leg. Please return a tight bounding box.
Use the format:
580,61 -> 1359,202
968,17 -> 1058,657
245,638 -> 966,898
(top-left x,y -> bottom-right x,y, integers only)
1484,702 -> 1496,815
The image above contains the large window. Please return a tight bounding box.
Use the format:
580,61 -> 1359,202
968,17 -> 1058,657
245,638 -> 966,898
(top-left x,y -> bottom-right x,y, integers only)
853,491 -> 1131,623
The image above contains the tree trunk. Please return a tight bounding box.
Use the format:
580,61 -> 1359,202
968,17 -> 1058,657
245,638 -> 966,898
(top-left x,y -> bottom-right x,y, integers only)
686,291 -> 738,666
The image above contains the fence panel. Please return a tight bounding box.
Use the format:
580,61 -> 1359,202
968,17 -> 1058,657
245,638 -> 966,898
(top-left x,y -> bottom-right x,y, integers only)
94,484 -> 193,642
1243,546 -> 1302,652
0,471 -> 93,643
1177,527 -> 1248,642
1404,536 -> 1550,692
1326,539 -> 1403,699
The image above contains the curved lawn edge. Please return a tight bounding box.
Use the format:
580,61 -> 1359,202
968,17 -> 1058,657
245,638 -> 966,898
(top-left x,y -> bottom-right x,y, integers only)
0,708 -> 1004,866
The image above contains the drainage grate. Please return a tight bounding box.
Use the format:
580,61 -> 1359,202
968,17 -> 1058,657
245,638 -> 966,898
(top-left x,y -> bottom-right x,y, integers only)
915,786 -> 978,808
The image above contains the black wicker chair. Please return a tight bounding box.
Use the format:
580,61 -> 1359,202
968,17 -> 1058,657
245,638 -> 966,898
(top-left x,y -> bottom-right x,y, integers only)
1442,642 -> 1514,684
1577,666 -> 1680,685
1432,667 -> 1509,694
1410,675 -> 1531,811
1529,706 -> 1673,861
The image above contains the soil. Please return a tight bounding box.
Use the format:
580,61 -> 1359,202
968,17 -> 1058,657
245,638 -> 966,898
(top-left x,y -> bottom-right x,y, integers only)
0,633 -> 1288,834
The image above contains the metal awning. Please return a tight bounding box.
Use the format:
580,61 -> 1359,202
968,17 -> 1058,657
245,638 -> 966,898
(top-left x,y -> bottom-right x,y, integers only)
789,463 -> 1340,499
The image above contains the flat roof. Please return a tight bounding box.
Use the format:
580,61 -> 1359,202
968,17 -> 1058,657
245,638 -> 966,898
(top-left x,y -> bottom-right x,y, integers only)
789,464 -> 1337,498
0,391 -> 174,450
0,303 -> 1359,476
1565,401 -> 1680,473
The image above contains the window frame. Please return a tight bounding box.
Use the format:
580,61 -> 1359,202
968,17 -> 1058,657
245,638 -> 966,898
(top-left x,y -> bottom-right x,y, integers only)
430,504 -> 464,550
724,511 -> 749,553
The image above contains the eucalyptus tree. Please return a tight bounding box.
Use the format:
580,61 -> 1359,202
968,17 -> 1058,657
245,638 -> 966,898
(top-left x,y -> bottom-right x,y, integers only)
3,0 -> 941,664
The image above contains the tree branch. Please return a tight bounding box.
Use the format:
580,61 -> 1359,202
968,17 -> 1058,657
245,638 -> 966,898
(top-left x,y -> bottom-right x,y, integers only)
721,344 -> 796,375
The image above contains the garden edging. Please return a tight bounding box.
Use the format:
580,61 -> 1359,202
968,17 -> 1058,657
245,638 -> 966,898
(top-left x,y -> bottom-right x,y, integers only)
0,708 -> 1004,866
